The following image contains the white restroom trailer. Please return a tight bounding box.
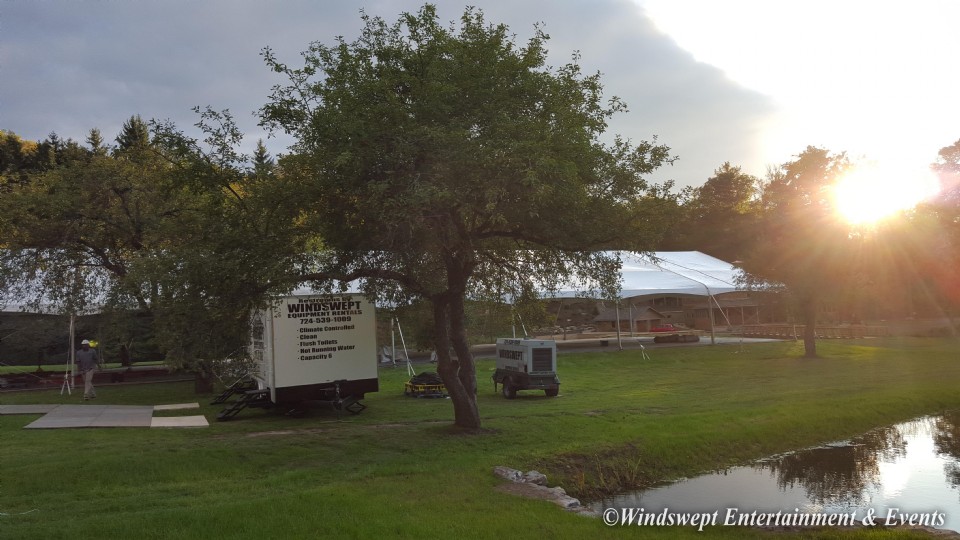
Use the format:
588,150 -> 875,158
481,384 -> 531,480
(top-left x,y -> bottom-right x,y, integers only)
216,293 -> 378,419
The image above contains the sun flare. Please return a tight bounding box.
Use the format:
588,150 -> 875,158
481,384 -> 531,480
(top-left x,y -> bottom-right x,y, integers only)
831,163 -> 940,225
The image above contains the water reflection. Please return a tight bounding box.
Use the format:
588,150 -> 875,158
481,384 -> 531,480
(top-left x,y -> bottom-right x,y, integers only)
595,414 -> 960,532
934,411 -> 960,493
759,424 -> 906,507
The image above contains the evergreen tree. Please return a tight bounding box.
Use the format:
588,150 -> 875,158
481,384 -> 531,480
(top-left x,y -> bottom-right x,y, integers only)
114,115 -> 151,153
251,139 -> 274,177
86,128 -> 108,156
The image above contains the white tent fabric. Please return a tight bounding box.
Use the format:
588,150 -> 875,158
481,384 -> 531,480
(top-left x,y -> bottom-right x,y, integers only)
552,251 -> 744,299
0,301 -> 86,315
3,252 -> 742,311
291,252 -> 745,301
290,281 -> 362,296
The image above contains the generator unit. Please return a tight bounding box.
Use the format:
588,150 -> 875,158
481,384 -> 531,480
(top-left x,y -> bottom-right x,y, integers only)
492,338 -> 559,398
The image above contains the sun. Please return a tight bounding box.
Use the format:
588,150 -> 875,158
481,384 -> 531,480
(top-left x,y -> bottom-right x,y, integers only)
831,163 -> 940,226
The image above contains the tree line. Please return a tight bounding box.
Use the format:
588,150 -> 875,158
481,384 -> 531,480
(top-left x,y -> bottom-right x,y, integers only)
659,146 -> 960,356
2,4 -> 958,427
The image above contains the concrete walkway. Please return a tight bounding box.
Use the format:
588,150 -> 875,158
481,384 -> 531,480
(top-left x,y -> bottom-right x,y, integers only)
0,403 -> 208,429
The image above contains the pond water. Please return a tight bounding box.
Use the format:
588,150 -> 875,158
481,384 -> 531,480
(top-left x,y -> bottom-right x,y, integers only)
593,413 -> 960,533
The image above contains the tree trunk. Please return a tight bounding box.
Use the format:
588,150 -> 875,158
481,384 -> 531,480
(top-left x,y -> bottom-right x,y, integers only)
194,370 -> 214,393
449,293 -> 478,397
801,295 -> 818,358
432,295 -> 482,430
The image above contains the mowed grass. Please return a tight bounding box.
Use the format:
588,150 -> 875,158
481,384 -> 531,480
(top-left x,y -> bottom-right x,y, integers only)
0,361 -> 166,374
1,338 -> 958,539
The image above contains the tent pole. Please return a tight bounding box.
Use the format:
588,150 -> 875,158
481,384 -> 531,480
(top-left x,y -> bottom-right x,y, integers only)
708,293 -> 716,345
396,318 -> 414,377
555,298 -> 563,339
615,299 -> 623,351
391,317 -> 397,367
62,313 -> 75,395
70,313 -> 76,380
640,254 -> 732,346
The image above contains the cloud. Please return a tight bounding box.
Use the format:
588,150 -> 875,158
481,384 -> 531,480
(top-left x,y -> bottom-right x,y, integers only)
0,0 -> 775,188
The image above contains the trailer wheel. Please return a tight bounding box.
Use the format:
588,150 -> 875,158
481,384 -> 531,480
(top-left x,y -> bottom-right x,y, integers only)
502,380 -> 517,399
544,388 -> 559,397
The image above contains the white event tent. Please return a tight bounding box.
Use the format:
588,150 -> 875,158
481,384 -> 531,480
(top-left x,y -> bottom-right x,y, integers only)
550,251 -> 748,346
618,251 -> 742,298
551,251 -> 743,299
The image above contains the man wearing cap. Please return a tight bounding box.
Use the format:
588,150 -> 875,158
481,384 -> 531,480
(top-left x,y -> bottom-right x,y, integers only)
76,340 -> 100,400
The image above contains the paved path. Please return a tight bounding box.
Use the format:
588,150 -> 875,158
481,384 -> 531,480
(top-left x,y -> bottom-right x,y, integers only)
0,403 -> 208,429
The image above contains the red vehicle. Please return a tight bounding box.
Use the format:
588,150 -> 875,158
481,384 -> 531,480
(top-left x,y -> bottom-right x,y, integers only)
651,323 -> 677,332
650,323 -> 701,343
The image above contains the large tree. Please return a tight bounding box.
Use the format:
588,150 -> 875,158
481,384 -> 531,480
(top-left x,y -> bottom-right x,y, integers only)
740,146 -> 854,358
662,161 -> 760,261
0,116 -> 301,378
1,131 -> 40,190
929,139 -> 960,260
833,140 -> 960,323
0,120 -> 185,313
259,5 -> 673,429
900,138 -> 960,314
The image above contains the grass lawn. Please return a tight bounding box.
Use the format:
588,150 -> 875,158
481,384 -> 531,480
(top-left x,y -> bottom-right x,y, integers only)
0,361 -> 166,375
1,338 -> 958,539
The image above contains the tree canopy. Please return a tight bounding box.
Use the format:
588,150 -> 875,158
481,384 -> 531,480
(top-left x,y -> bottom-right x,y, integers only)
0,115 -> 306,376
661,161 -> 759,262
258,4 -> 674,428
738,146 -> 855,357
929,139 -> 960,257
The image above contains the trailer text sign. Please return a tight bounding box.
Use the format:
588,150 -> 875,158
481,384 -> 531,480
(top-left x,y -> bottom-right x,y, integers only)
266,294 -> 377,390
285,297 -> 366,361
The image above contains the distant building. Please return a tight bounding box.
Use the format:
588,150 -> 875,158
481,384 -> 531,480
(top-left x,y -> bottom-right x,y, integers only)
547,251 -> 781,332
593,305 -> 668,332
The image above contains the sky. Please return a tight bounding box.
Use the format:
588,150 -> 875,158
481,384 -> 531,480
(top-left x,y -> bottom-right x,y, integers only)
2,0 -> 958,190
